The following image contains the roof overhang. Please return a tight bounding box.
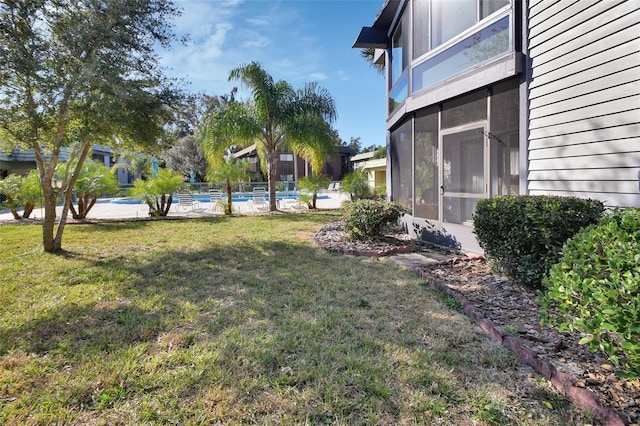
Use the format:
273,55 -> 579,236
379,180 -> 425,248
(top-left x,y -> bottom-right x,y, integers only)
233,144 -> 257,159
352,26 -> 387,49
352,0 -> 402,49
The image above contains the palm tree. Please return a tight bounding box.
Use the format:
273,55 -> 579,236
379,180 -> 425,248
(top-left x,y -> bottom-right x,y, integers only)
129,168 -> 186,216
58,159 -> 120,219
0,170 -> 41,219
206,158 -> 250,215
360,48 -> 385,74
199,61 -> 337,211
110,152 -> 152,181
298,174 -> 331,209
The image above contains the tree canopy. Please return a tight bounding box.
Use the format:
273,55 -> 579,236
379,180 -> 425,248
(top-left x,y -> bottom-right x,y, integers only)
199,62 -> 337,211
0,0 -> 183,251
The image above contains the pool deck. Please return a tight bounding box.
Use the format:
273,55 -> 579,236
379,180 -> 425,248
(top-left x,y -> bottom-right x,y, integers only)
0,192 -> 349,222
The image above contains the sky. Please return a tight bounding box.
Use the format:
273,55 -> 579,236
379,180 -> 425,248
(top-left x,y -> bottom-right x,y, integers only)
157,0 -> 387,149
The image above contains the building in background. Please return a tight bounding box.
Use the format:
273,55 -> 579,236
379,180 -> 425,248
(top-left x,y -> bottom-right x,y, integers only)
233,144 -> 356,184
351,151 -> 387,191
1,145 -> 133,185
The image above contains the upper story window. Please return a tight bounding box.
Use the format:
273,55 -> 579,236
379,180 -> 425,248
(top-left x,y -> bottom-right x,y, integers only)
431,0 -> 477,49
412,15 -> 511,93
413,0 -> 509,59
280,153 -> 294,162
388,0 -> 511,115
391,11 -> 409,86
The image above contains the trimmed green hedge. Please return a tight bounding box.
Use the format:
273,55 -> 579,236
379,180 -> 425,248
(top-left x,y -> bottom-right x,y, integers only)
342,199 -> 408,241
473,195 -> 604,288
540,208 -> 640,378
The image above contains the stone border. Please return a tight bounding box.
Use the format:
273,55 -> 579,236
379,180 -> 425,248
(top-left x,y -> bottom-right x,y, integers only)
416,266 -> 627,426
314,236 -> 627,425
313,236 -> 415,257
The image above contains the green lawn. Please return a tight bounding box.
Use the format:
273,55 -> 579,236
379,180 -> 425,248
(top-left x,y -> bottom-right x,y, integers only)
0,213 -> 587,425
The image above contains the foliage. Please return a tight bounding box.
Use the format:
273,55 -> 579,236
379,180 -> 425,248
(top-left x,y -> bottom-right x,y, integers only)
342,199 -> 409,241
0,171 -> 42,219
473,195 -> 604,288
57,160 -> 119,219
172,90 -> 237,138
359,47 -> 385,74
206,158 -> 250,215
161,135 -> 208,182
129,168 -> 186,217
372,146 -> 386,159
199,61 -> 337,211
0,0 -> 182,251
341,170 -> 375,200
342,136 -> 361,153
110,152 -> 153,181
298,174 -> 331,209
540,208 -> 640,378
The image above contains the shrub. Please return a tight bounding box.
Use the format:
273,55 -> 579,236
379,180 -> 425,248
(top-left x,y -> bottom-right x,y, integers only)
540,208 -> 640,378
342,199 -> 408,241
341,170 -> 375,200
473,195 -> 604,288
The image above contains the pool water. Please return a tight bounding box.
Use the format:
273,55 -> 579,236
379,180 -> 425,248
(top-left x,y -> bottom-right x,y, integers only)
110,192 -> 328,204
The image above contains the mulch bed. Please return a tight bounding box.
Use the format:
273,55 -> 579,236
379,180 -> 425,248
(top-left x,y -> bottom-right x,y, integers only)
315,221 -> 639,426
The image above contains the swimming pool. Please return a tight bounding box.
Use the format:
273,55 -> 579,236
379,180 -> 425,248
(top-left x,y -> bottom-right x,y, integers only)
110,192 -> 329,204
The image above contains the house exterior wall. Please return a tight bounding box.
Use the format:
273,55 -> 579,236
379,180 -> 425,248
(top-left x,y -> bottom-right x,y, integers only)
527,0 -> 640,207
358,0 -> 521,252
355,0 -> 640,253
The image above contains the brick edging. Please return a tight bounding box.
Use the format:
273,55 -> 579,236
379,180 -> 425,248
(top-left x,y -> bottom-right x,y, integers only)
417,265 -> 627,426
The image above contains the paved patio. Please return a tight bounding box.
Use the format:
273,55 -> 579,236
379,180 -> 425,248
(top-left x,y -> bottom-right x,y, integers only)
0,192 -> 349,222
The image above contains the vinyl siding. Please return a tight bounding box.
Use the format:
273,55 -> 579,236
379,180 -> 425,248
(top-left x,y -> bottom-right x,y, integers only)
527,0 -> 640,207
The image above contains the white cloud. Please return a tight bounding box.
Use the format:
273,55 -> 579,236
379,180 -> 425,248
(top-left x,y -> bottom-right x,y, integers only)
335,70 -> 349,81
309,72 -> 327,81
245,17 -> 270,27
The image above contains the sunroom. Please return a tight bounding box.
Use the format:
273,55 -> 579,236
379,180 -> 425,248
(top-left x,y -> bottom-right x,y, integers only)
354,0 -> 527,252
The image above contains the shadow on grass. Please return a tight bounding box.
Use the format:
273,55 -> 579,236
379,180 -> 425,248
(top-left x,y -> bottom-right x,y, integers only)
0,216 -> 578,424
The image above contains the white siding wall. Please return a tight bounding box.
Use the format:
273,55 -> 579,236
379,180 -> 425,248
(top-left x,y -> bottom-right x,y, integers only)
527,0 -> 640,207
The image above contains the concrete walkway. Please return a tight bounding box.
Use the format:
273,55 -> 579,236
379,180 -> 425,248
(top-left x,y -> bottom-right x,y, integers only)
0,192 -> 349,222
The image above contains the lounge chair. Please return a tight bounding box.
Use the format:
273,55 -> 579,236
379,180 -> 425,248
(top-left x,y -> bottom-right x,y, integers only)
250,187 -> 268,211
209,188 -> 223,213
175,190 -> 203,213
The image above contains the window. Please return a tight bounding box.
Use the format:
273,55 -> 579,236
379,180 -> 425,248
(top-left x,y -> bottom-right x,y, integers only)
411,0 -> 510,58
389,8 -> 410,114
280,153 -> 293,162
390,120 -> 413,210
412,16 -> 510,93
414,107 -> 439,220
389,75 -> 408,113
441,89 -> 487,129
413,0 -> 430,59
482,0 -> 509,18
489,78 -> 519,196
431,0 -> 476,49
390,11 -> 409,86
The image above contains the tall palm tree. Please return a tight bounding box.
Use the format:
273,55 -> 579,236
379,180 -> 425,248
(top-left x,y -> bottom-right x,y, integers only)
199,62 -> 337,211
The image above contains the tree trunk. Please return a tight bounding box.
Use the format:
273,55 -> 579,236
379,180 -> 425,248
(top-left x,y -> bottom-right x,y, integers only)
266,147 -> 278,211
41,140 -> 93,252
22,203 -> 34,219
42,186 -> 60,252
225,180 -> 232,215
